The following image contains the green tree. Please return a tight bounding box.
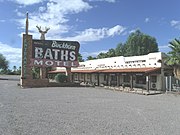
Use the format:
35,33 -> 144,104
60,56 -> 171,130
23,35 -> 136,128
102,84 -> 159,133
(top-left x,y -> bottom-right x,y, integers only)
0,53 -> 9,73
13,66 -> 17,72
97,52 -> 108,59
166,38 -> 180,79
87,56 -> 97,60
124,30 -> 159,56
107,48 -> 116,57
16,66 -> 21,75
115,43 -> 125,56
78,53 -> 84,62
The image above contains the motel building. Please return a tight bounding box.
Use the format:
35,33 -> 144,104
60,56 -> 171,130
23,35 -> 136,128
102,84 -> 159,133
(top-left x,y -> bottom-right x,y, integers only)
49,52 -> 180,92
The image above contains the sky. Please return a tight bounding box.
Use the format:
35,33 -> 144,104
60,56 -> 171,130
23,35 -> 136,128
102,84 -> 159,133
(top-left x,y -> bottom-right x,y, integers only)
0,0 -> 179,69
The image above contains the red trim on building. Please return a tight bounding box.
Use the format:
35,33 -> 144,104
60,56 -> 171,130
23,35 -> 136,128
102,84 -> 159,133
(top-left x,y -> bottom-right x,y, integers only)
100,67 -> 161,73
49,67 -> 161,74
49,70 -> 66,73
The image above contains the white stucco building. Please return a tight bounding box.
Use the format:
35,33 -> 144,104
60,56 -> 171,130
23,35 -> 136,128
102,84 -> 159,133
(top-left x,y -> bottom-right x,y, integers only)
50,52 -> 176,91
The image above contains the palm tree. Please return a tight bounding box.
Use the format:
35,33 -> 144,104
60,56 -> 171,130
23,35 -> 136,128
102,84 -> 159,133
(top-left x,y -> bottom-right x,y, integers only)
78,53 -> 84,62
166,38 -> 180,79
13,66 -> 17,72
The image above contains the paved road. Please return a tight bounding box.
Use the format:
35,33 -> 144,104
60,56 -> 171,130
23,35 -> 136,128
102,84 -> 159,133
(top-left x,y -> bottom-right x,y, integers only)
0,75 -> 20,80
0,79 -> 180,135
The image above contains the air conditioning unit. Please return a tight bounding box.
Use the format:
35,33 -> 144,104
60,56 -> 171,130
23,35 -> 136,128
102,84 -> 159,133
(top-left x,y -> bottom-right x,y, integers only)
151,83 -> 157,89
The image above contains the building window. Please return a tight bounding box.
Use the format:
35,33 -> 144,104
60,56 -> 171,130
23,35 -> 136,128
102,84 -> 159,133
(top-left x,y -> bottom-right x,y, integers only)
74,74 -> 78,79
111,75 -> 117,81
87,74 -> 90,79
95,75 -> 97,80
104,74 -> 107,81
136,75 -> 146,84
123,75 -> 130,82
151,76 -> 157,83
81,74 -> 84,79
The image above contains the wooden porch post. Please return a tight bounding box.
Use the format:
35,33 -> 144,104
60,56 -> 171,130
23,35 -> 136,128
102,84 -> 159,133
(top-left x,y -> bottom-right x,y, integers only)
169,76 -> 172,92
78,73 -> 80,82
106,74 -> 109,86
146,75 -> 150,92
90,74 -> 92,84
108,74 -> 111,86
71,73 -> 74,82
66,67 -> 72,82
117,73 -> 120,86
97,73 -> 100,86
84,73 -> 86,83
130,74 -> 133,90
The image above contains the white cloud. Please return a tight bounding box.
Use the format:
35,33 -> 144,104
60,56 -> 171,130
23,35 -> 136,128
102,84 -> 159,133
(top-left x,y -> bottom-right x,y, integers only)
129,28 -> 140,34
171,20 -> 179,26
11,0 -> 44,5
0,20 -> 5,22
129,29 -> 136,34
105,0 -> 116,2
145,18 -> 150,23
0,42 -> 21,68
170,20 -> 180,29
64,25 -> 126,42
159,45 -> 170,53
14,9 -> 25,17
16,0 -> 92,39
15,0 -> 125,43
88,0 -> 116,2
158,45 -> 169,49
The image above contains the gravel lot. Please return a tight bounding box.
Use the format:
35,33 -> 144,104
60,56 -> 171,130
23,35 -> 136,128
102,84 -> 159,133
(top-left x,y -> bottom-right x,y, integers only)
0,78 -> 180,135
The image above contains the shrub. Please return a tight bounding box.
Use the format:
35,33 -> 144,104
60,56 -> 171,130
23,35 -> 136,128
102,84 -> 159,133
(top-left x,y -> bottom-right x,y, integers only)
55,73 -> 67,83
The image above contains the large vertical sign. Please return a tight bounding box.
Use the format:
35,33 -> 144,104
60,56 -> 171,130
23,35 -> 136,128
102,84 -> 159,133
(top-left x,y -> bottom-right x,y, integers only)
22,36 -> 28,78
31,40 -> 80,67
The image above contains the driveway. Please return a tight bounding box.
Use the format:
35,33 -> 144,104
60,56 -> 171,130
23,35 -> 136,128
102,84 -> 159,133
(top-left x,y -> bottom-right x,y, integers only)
0,79 -> 180,135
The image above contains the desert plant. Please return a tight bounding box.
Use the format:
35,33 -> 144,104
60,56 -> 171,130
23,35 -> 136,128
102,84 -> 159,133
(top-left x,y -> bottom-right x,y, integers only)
55,73 -> 67,83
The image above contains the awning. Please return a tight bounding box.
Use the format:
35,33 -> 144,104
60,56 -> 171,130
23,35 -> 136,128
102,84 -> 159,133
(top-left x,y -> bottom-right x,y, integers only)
71,70 -> 102,73
49,69 -> 104,74
49,67 -> 161,74
49,70 -> 66,73
100,67 -> 161,74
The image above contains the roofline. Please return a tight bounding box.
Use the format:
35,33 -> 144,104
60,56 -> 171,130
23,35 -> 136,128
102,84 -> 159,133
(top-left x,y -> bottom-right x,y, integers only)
49,67 -> 161,74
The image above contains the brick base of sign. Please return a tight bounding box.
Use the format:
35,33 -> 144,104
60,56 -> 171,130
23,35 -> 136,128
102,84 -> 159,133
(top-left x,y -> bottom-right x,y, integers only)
21,79 -> 49,88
